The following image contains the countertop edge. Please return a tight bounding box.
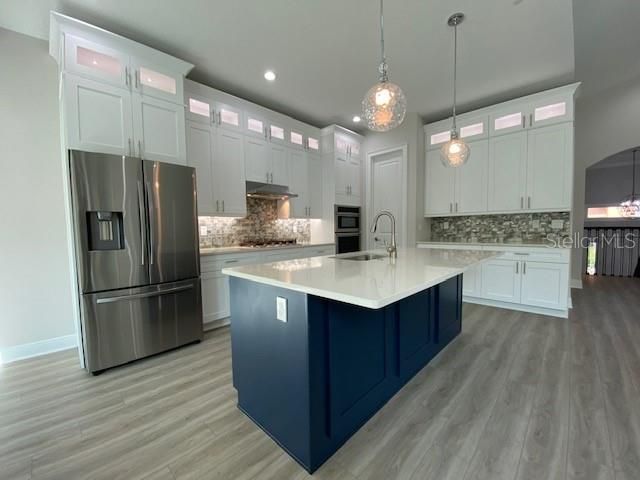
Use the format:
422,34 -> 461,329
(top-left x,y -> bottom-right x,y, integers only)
200,242 -> 335,256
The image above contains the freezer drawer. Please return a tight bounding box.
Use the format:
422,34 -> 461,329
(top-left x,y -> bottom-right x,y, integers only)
81,278 -> 203,373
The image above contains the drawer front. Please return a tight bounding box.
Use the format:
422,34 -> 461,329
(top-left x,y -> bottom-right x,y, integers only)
490,248 -> 570,264
201,253 -> 260,273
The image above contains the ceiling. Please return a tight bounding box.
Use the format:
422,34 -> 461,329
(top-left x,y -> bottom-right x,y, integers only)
1,0 -> 578,129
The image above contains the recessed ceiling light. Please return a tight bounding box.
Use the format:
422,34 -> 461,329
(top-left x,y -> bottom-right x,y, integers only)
353,115 -> 361,123
264,70 -> 276,81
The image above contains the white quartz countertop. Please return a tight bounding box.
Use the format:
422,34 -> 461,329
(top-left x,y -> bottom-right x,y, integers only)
222,247 -> 498,309
417,240 -> 559,248
200,242 -> 335,256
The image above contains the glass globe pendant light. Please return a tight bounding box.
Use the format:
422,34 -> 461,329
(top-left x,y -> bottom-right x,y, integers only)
619,149 -> 640,218
362,0 -> 407,132
440,13 -> 470,167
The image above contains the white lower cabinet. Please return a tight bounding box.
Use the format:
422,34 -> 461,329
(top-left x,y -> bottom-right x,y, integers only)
418,243 -> 570,317
481,259 -> 522,303
520,261 -> 568,310
462,264 -> 482,297
200,245 -> 335,327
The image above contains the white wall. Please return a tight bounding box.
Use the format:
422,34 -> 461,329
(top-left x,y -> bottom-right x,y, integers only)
0,28 -> 76,360
362,112 -> 427,247
572,76 -> 640,283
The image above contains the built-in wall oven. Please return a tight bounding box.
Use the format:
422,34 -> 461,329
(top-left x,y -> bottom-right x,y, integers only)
335,205 -> 361,254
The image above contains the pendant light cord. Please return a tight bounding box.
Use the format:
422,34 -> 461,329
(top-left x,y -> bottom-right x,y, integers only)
452,21 -> 458,131
378,0 -> 388,81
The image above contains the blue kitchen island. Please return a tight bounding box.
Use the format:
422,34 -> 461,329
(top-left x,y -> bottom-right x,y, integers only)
223,248 -> 496,473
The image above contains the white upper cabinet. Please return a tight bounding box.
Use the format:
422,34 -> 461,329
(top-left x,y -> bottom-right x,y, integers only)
488,131 -> 528,212
455,139 -> 488,214
288,150 -> 309,218
132,94 -> 186,164
214,129 -> 246,216
214,101 -> 243,133
244,136 -> 270,183
267,121 -> 287,145
489,101 -> 528,136
186,94 -> 213,125
270,144 -> 289,186
526,123 -> 573,210
424,83 -> 579,217
326,127 -> 363,207
530,95 -> 573,128
289,129 -> 305,150
64,34 -> 129,88
186,121 -> 216,215
131,58 -> 183,104
244,112 -> 268,139
307,153 -> 323,218
424,149 -> 455,215
64,74 -> 133,156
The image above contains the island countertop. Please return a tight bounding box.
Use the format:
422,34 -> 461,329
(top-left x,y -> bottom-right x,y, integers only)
222,247 -> 498,309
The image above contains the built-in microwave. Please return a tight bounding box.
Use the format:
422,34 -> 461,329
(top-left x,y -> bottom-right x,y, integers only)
335,205 -> 361,253
335,205 -> 360,232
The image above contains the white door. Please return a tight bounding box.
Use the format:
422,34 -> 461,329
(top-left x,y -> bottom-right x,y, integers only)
288,150 -> 309,218
520,261 -> 568,310
186,121 -> 216,215
526,123 -> 572,210
64,75 -> 133,156
481,259 -> 521,303
369,150 -> 404,249
307,153 -> 323,218
425,149 -> 455,215
334,142 -> 350,197
244,136 -> 270,183
132,94 -> 186,165
462,265 -> 482,297
455,139 -> 488,214
270,144 -> 290,186
214,129 -> 246,216
201,271 -> 230,324
488,131 -> 528,212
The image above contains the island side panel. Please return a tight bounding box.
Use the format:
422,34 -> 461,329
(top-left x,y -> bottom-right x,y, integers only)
228,277 -> 312,468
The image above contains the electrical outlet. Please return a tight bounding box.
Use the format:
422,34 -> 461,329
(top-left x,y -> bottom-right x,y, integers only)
443,222 -> 449,230
199,226 -> 208,236
531,219 -> 540,229
276,297 -> 288,323
551,219 -> 564,230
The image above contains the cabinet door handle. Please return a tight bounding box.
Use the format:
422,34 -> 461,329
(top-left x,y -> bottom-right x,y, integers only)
216,200 -> 219,212
520,196 -> 524,209
455,202 -> 458,212
222,200 -> 225,212
523,262 -> 527,275
134,70 -> 139,89
125,67 -> 130,87
522,115 -> 525,128
527,196 -> 531,209
210,109 -> 215,126
270,173 -> 273,183
515,262 -> 519,274
128,138 -> 133,156
137,139 -> 143,158
266,172 -> 269,182
450,203 -> 453,213
529,113 -> 533,127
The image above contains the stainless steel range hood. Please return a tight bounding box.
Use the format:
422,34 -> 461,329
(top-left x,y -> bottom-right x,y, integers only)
245,181 -> 298,200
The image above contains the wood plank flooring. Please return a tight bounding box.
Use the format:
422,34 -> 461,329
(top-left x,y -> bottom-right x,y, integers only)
1,276 -> 639,480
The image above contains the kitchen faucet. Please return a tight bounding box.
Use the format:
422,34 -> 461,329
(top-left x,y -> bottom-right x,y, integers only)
370,211 -> 397,258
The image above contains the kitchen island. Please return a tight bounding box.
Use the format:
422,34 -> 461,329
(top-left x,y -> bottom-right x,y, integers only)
223,247 -> 497,472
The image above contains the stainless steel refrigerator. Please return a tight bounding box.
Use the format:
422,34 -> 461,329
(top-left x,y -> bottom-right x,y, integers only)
69,150 -> 203,374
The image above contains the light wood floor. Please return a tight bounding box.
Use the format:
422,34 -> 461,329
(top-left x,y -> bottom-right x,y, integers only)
2,276 -> 639,480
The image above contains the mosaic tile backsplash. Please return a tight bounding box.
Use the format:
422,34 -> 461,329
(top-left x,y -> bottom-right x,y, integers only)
198,198 -> 311,247
430,212 -> 571,244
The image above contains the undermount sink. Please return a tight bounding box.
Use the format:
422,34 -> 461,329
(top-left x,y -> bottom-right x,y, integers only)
332,253 -> 388,261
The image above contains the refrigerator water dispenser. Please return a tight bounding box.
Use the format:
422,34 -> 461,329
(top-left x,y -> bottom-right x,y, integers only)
87,211 -> 124,250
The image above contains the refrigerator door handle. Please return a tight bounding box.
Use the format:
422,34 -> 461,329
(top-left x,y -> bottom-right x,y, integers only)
137,180 -> 146,266
96,284 -> 193,304
145,178 -> 155,265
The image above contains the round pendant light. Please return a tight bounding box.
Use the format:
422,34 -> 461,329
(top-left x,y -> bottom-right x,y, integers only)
619,149 -> 640,218
440,13 -> 470,167
362,0 -> 407,132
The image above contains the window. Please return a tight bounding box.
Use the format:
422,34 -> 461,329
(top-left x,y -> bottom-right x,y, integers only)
220,109 -> 239,127
290,131 -> 303,146
308,137 -> 319,150
535,102 -> 566,122
430,131 -> 451,146
270,125 -> 285,140
247,117 -> 264,134
460,122 -> 484,138
77,46 -> 121,77
139,67 -> 177,95
587,206 -> 627,219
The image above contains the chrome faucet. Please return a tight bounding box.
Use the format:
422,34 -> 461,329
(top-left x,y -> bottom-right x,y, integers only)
370,210 -> 397,258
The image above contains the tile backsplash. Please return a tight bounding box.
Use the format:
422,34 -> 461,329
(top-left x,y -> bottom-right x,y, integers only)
198,198 -> 310,248
430,212 -> 571,244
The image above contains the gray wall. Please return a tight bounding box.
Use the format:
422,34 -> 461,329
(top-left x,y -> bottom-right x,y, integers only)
0,28 -> 75,355
362,112 -> 427,247
572,76 -> 640,283
586,164 -> 639,207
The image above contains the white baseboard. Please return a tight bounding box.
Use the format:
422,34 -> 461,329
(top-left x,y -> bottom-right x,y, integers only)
204,318 -> 230,332
463,297 -> 568,319
570,279 -> 583,289
0,334 -> 77,365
